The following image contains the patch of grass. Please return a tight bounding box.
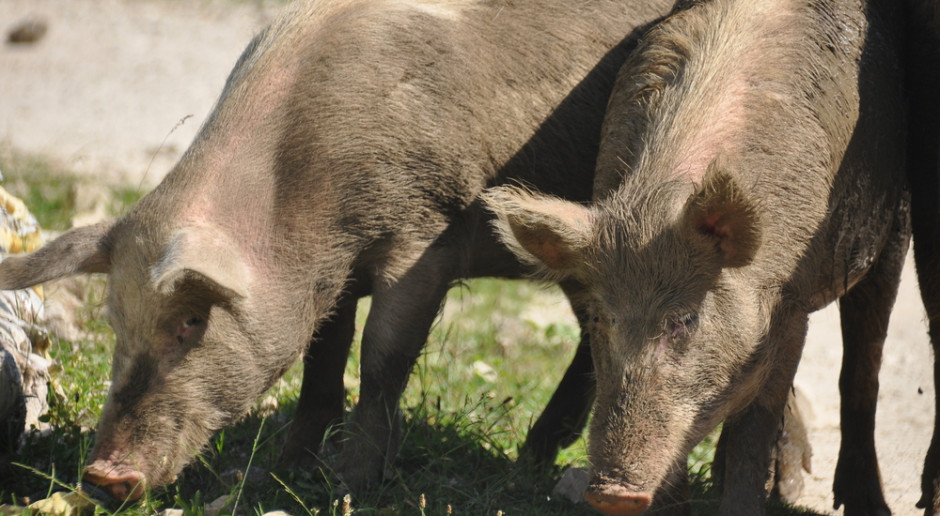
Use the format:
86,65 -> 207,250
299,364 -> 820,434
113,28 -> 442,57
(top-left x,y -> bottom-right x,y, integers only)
0,169 -> 826,515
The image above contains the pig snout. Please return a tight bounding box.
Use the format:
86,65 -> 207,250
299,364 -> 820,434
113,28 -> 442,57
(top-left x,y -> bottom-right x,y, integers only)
82,461 -> 147,502
584,481 -> 652,516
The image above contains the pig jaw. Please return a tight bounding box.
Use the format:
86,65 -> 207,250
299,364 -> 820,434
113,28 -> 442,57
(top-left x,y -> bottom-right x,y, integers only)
583,287 -> 762,516
82,308 -> 289,500
81,376 -> 230,500
584,383 -> 689,515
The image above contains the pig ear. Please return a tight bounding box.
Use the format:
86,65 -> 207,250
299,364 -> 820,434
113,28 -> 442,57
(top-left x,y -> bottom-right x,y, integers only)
150,226 -> 249,301
483,187 -> 595,275
683,163 -> 761,268
0,221 -> 114,290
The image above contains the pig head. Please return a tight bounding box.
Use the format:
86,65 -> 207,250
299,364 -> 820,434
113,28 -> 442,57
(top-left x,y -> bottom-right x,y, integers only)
0,215 -> 342,499
486,0 -> 908,514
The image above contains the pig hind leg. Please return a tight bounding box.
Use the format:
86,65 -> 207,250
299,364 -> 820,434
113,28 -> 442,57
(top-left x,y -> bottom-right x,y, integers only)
913,225 -> 940,514
518,280 -> 595,468
281,292 -> 359,466
909,107 -> 940,516
332,247 -> 454,490
832,224 -> 908,516
903,1 -> 940,511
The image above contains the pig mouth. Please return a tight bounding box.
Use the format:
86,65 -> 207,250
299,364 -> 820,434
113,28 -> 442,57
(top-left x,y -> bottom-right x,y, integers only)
584,480 -> 653,516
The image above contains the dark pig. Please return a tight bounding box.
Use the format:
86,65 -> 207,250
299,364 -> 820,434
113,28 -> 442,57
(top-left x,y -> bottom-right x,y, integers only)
0,0 -> 676,501
486,0 -> 908,514
902,0 -> 940,514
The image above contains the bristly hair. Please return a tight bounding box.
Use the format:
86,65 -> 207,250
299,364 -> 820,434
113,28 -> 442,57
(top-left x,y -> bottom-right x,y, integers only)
482,186 -> 595,283
596,0 -> 809,193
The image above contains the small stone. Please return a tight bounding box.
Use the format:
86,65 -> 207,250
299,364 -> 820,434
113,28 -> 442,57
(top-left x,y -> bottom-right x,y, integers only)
7,18 -> 48,44
160,509 -> 184,516
551,466 -> 590,504
261,512 -> 291,516
204,495 -> 232,516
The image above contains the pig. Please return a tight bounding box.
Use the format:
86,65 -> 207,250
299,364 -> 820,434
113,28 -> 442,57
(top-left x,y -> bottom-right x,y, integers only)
485,0 -> 909,514
0,0 -> 679,501
902,1 -> 940,514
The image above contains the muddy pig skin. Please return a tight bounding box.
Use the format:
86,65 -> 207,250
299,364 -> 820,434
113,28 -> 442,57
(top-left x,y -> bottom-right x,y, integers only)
486,0 -> 909,514
0,0 -> 679,501
901,0 -> 940,514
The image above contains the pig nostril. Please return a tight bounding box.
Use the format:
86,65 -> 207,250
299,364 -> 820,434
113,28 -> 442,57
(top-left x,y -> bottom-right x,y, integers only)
82,469 -> 146,502
584,486 -> 652,516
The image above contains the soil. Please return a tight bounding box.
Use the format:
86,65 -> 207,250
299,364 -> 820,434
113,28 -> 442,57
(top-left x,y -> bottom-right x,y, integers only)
0,1 -> 932,514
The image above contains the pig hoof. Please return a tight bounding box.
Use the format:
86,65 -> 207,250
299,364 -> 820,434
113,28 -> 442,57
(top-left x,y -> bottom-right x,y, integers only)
832,490 -> 891,516
332,452 -> 384,492
916,474 -> 940,515
584,484 -> 652,516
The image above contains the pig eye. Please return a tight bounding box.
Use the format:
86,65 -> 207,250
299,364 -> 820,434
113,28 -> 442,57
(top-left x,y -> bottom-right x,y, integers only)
175,316 -> 205,344
666,312 -> 698,340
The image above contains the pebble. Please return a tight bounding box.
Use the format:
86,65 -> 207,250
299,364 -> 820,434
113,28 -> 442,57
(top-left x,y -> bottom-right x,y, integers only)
551,466 -> 589,504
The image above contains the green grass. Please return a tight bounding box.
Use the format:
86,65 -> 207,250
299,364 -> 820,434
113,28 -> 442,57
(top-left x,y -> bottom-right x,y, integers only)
0,159 -> 825,515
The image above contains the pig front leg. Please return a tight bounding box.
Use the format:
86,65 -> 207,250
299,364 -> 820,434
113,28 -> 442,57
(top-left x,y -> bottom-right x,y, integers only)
649,459 -> 691,516
519,280 -> 595,468
332,247 -> 454,490
281,292 -> 359,466
713,387 -> 812,504
833,217 -> 907,516
717,311 -> 808,516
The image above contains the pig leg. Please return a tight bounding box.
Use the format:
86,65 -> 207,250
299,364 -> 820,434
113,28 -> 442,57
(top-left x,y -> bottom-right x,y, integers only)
904,2 -> 940,512
910,164 -> 940,515
832,223 -> 907,516
769,389 -> 812,504
649,459 -> 691,516
716,311 -> 808,516
712,388 -> 812,503
281,292 -> 359,465
909,118 -> 940,514
332,250 -> 453,490
519,280 -> 595,468
915,226 -> 940,515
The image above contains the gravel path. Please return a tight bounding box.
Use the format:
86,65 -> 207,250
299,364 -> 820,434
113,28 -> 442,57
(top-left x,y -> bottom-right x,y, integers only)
1,1 -> 932,514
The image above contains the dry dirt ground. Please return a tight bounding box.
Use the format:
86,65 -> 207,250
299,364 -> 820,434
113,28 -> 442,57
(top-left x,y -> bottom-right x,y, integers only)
0,1 -> 933,514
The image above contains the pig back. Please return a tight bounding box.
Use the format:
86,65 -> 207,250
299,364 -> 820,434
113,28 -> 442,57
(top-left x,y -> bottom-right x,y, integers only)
257,0 -> 673,240
789,0 -> 908,307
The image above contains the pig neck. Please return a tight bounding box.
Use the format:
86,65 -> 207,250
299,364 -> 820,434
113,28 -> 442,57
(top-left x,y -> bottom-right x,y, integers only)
592,0 -> 867,298
594,0 -> 855,199
139,72 -> 358,355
